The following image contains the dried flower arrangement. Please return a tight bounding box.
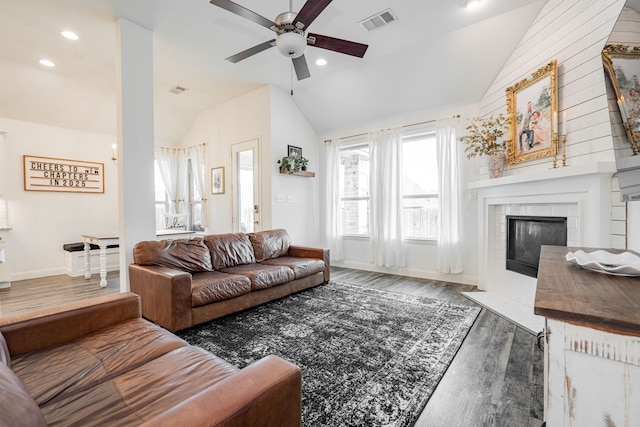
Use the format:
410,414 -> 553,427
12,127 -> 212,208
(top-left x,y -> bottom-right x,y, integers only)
459,114 -> 509,158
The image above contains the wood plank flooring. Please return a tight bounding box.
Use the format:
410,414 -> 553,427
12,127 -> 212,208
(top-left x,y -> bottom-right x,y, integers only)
0,267 -> 544,426
0,272 -> 119,316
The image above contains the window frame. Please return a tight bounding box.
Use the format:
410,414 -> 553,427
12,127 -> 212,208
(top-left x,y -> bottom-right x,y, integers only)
400,127 -> 439,241
338,138 -> 371,238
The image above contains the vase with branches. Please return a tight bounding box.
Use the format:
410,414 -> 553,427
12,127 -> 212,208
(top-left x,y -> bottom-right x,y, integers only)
459,113 -> 509,178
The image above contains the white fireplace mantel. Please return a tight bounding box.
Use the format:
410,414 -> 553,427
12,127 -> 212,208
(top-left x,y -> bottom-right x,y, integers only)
465,161 -> 617,333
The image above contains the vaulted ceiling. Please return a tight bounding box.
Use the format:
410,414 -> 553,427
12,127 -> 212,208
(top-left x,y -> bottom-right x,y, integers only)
0,0 -> 547,142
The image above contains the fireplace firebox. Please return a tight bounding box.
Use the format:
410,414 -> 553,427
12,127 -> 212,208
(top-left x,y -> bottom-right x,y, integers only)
506,215 -> 567,278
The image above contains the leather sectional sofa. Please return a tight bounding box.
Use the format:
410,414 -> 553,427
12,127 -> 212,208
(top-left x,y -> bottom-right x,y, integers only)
129,229 -> 330,332
0,292 -> 302,426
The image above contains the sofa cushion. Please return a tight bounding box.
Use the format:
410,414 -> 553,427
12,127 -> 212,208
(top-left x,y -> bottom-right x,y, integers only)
133,238 -> 213,272
220,263 -> 294,291
0,331 -> 10,367
40,346 -> 239,426
191,271 -> 252,308
203,233 -> 255,270
249,229 -> 291,262
11,318 -> 187,406
0,363 -> 47,427
260,256 -> 326,280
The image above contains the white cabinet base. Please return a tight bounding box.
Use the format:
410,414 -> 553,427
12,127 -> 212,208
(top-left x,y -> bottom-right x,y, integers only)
545,318 -> 640,426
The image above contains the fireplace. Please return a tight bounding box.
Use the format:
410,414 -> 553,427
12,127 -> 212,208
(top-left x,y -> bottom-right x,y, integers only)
506,215 -> 567,278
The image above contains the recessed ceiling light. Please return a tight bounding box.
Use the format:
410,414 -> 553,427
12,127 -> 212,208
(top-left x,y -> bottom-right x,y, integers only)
60,30 -> 79,40
465,0 -> 483,8
39,59 -> 55,67
316,58 -> 327,66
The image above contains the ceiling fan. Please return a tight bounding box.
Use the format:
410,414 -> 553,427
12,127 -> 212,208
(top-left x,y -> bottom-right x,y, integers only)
210,0 -> 369,80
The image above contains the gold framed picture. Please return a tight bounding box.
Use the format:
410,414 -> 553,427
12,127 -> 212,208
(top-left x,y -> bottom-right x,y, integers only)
211,166 -> 224,195
602,44 -> 640,141
506,60 -> 558,165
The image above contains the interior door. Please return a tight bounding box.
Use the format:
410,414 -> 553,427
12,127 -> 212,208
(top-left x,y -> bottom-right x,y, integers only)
231,139 -> 261,233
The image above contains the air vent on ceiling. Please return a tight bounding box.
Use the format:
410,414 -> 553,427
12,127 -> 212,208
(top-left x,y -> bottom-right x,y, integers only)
169,85 -> 187,95
359,9 -> 398,32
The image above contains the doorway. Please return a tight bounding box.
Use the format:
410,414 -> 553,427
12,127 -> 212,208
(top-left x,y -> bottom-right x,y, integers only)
231,139 -> 261,233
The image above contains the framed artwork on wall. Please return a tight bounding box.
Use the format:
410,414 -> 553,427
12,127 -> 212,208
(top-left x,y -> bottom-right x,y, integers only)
506,59 -> 558,165
211,166 -> 224,194
602,44 -> 640,153
288,145 -> 302,159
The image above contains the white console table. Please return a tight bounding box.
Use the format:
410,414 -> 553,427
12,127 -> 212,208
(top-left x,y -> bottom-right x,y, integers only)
82,230 -> 195,287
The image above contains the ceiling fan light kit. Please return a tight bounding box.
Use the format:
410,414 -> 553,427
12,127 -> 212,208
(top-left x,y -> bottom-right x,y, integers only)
276,31 -> 306,58
210,0 -> 368,81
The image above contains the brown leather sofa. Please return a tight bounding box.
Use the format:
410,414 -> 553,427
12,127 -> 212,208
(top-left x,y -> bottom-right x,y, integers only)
129,229 -> 330,332
0,292 -> 302,427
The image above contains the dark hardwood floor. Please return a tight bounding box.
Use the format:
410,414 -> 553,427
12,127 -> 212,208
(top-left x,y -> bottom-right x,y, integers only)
0,267 -> 544,426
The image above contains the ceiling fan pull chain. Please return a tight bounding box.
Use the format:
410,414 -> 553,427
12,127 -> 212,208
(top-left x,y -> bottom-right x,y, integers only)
290,61 -> 294,96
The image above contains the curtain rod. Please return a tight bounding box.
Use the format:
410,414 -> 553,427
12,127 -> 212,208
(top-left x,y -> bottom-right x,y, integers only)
324,114 -> 460,143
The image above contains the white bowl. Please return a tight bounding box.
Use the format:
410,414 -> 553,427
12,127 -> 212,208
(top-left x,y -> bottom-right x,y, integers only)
565,250 -> 640,276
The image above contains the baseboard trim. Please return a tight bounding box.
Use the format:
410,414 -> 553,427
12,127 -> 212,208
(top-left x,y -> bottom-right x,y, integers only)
332,260 -> 477,286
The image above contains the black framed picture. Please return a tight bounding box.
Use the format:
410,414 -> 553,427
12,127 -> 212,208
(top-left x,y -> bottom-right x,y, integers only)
288,145 -> 302,159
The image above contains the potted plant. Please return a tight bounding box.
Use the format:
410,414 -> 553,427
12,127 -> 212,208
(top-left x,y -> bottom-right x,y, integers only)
278,155 -> 299,173
298,157 -> 309,171
278,156 -> 309,173
459,113 -> 509,178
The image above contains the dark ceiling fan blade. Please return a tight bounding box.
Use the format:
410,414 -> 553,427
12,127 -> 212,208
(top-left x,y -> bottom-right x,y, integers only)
308,33 -> 368,58
292,55 -> 310,80
225,39 -> 276,63
210,0 -> 277,30
293,0 -> 333,30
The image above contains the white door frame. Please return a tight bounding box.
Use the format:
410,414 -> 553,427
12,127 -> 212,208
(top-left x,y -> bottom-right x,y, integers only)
231,138 -> 261,232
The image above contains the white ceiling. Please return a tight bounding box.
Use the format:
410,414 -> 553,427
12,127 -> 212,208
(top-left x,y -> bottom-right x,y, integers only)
0,0 -> 548,142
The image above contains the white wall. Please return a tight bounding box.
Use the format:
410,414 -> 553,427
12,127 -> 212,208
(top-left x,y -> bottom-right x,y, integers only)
270,87 -> 320,246
181,86 -> 271,234
0,117 -> 118,280
180,85 -> 321,246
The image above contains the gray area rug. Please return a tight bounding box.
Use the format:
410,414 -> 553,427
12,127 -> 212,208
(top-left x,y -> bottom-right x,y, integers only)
179,281 -> 480,427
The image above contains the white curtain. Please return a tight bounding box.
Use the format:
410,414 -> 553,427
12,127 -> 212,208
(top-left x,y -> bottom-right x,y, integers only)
436,117 -> 464,273
155,146 -> 190,215
324,139 -> 343,261
187,144 -> 207,227
154,147 -> 181,214
370,128 -> 405,268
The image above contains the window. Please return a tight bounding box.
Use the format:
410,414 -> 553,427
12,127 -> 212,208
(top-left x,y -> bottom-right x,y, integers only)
335,127 -> 439,239
339,142 -> 370,236
401,131 -> 438,239
153,159 -> 202,231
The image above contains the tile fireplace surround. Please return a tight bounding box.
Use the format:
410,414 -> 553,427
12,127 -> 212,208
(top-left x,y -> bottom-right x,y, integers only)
464,162 -> 618,334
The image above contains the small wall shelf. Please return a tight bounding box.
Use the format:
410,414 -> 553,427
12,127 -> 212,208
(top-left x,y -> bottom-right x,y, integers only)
280,171 -> 315,177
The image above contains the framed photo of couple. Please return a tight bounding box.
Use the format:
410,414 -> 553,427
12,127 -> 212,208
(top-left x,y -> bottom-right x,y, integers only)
506,60 -> 558,165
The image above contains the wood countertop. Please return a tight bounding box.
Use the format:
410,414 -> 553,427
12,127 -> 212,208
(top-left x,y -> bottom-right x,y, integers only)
534,245 -> 640,336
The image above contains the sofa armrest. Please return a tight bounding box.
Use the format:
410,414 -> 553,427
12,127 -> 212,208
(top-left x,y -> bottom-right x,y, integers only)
288,246 -> 330,282
142,355 -> 301,427
0,293 -> 141,357
129,264 -> 193,332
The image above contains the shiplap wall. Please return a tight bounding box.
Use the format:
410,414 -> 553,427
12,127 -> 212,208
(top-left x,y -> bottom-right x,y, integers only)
478,0 -> 630,248
479,0 -> 625,175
